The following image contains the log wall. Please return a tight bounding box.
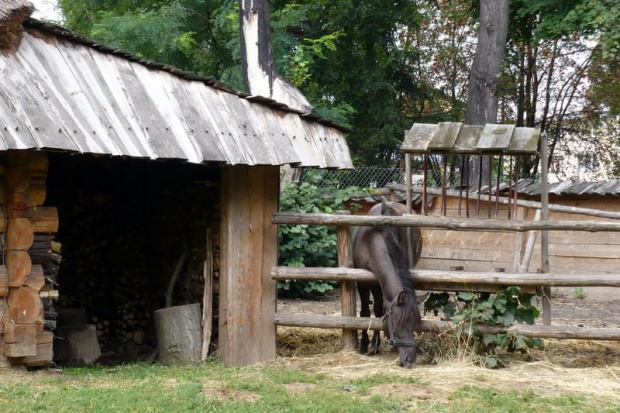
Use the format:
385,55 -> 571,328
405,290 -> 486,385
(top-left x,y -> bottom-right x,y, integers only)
1,150 -> 58,368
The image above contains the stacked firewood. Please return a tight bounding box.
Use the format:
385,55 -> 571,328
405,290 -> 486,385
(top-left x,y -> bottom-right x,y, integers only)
0,151 -> 59,368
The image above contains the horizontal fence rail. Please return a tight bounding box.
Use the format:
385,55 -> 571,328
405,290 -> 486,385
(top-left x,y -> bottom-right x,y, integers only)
274,314 -> 620,341
272,267 -> 620,288
273,212 -> 620,232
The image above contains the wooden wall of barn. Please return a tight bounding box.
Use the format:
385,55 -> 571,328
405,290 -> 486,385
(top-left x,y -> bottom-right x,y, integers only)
416,195 -> 620,275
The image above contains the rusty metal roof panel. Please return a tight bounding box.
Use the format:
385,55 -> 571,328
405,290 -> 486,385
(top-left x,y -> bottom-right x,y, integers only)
0,23 -> 352,168
403,123 -> 540,155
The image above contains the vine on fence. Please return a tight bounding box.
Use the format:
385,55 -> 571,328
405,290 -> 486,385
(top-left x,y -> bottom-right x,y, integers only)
424,287 -> 543,368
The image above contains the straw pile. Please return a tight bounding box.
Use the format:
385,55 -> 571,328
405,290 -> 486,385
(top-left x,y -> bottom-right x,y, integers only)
273,327 -> 620,401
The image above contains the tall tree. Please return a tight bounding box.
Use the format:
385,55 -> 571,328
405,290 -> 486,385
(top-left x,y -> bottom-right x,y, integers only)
465,0 -> 509,186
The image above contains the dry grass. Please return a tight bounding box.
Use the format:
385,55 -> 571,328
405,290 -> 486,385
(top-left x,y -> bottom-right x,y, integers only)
273,326 -> 620,402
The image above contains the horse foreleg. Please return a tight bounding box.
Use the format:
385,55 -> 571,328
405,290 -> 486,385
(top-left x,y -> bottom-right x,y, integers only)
369,284 -> 384,355
357,283 -> 372,354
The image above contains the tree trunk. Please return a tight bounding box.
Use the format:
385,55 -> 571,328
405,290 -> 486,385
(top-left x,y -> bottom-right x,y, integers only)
238,0 -> 312,112
465,0 -> 509,186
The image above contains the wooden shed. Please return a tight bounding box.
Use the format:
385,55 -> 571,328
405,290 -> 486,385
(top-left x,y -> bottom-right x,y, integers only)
0,1 -> 352,368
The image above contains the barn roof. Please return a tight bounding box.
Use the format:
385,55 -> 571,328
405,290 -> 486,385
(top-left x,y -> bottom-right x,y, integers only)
0,17 -> 353,169
402,122 -> 540,155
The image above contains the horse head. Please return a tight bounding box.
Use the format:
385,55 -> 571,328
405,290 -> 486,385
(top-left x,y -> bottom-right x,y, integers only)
383,289 -> 420,368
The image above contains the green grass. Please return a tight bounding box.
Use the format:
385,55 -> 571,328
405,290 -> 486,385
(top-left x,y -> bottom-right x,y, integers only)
0,362 -> 618,413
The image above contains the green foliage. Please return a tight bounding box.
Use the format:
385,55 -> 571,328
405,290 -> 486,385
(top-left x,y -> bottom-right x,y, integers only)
573,287 -> 586,299
424,287 -> 543,368
278,172 -> 365,297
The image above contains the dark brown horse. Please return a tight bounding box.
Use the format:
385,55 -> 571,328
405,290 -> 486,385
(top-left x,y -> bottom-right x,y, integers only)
353,201 -> 423,368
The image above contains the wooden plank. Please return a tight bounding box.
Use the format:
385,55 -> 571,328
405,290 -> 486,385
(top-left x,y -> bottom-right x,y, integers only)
421,246 -> 517,263
454,125 -> 485,153
201,229 -> 213,361
418,258 -> 515,273
4,341 -> 37,358
274,314 -> 620,341
273,212 -> 620,233
29,207 -> 59,233
506,127 -> 540,154
402,123 -> 437,153
428,122 -> 462,150
477,124 -> 516,151
422,229 -> 517,250
4,323 -> 37,344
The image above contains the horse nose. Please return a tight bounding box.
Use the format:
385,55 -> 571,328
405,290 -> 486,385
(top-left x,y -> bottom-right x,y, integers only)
401,354 -> 414,368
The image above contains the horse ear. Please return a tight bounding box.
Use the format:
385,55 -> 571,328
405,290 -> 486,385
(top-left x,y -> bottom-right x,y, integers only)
397,290 -> 407,306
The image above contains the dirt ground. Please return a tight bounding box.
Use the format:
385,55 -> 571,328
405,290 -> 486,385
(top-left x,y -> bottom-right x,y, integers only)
275,287 -> 620,405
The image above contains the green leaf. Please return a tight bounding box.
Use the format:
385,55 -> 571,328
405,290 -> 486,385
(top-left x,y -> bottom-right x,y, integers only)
458,292 -> 475,302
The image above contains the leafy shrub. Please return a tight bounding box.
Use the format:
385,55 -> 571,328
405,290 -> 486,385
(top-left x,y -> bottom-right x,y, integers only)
424,287 -> 543,368
278,173 -> 364,297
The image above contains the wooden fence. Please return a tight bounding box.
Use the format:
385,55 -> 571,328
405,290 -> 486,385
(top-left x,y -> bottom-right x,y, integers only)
272,212 -> 620,346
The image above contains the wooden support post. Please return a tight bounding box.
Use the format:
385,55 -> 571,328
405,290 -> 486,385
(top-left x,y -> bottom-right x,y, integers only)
336,211 -> 357,350
405,154 -> 414,267
540,133 -> 551,325
219,166 -> 278,366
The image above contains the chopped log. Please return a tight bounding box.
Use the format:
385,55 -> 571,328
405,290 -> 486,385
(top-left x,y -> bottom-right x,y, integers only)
19,334 -> 54,367
43,319 -> 57,330
39,290 -> 59,299
6,250 -> 32,287
8,286 -> 43,324
0,207 -> 57,233
24,265 -> 45,291
4,341 -> 36,358
30,207 -> 59,233
274,314 -> 620,341
4,323 -> 37,344
6,218 -> 34,250
273,212 -> 620,233
154,303 -> 202,363
6,166 -> 31,193
54,325 -> 101,366
26,152 -> 49,175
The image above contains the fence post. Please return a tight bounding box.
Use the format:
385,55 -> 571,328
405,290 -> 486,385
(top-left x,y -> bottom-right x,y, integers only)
540,132 -> 552,325
336,210 -> 357,350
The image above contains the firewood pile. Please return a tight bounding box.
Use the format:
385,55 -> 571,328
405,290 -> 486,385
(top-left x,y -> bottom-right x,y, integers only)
45,156 -> 220,364
1,150 -> 59,368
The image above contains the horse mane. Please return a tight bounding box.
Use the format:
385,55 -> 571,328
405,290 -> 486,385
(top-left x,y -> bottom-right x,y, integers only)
379,202 -> 416,294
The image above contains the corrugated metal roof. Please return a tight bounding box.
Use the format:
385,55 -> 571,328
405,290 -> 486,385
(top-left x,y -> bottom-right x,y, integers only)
0,19 -> 353,169
402,122 -> 540,154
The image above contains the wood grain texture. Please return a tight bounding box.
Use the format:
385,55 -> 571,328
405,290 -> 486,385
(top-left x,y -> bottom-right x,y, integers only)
336,211 -> 357,350
8,286 -> 43,324
219,166 -> 277,366
6,250 -> 32,287
6,218 -> 34,250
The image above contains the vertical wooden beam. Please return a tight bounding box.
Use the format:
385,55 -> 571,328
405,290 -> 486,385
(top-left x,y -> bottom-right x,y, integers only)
540,133 -> 551,325
336,211 -> 357,350
219,165 -> 278,365
405,154 -> 414,266
201,228 -> 213,361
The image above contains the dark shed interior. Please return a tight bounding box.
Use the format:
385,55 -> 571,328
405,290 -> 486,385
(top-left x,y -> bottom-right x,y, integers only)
45,153 -> 220,364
